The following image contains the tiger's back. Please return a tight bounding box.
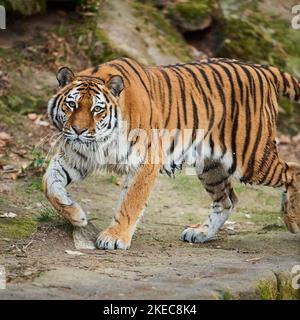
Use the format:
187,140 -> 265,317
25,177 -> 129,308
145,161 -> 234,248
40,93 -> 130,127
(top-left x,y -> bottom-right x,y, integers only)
85,58 -> 299,183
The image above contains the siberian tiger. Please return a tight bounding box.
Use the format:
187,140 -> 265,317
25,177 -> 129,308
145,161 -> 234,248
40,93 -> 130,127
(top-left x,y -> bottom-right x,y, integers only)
43,57 -> 300,250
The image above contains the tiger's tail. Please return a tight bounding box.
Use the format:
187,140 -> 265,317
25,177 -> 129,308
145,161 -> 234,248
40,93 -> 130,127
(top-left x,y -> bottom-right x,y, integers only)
266,66 -> 300,103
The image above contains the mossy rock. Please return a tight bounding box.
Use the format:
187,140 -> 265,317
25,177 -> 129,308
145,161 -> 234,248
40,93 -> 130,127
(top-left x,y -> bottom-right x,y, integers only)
216,5 -> 300,132
0,217 -> 37,239
257,273 -> 300,300
166,0 -> 220,32
217,17 -> 286,67
132,1 -> 192,62
0,0 -> 46,15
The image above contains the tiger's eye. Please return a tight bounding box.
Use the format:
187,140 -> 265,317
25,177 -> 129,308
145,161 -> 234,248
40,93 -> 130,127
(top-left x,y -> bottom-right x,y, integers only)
68,101 -> 76,109
93,105 -> 102,113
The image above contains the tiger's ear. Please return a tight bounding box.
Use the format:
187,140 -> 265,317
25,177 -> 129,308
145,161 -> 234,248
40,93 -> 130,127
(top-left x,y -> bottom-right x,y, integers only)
56,67 -> 75,87
107,75 -> 124,97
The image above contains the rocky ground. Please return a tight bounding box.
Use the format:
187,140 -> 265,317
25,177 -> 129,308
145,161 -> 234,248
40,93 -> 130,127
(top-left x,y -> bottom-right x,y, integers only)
0,0 -> 300,300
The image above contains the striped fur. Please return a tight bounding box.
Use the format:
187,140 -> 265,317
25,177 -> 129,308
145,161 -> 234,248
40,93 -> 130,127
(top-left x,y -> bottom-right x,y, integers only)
44,57 -> 300,249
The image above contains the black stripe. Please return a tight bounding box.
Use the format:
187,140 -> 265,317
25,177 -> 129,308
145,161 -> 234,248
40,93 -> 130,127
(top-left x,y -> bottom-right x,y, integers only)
206,63 -> 224,86
159,68 -> 172,127
190,94 -> 199,141
170,67 -> 188,125
120,58 -> 151,100
192,63 -> 213,94
107,106 -> 113,129
211,72 -> 227,155
182,65 -> 211,124
61,166 -> 72,186
214,62 -> 236,118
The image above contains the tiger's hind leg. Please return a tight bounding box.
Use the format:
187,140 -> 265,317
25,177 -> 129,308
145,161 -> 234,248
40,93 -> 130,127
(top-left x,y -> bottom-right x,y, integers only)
253,158 -> 300,233
181,162 -> 238,243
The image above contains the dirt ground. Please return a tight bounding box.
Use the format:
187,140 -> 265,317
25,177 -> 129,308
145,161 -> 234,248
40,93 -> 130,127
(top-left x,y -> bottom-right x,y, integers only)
0,117 -> 299,299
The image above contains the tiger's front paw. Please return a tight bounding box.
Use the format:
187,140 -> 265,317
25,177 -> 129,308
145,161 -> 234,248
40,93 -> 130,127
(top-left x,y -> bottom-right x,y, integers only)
181,224 -> 216,243
95,228 -> 131,250
64,204 -> 88,227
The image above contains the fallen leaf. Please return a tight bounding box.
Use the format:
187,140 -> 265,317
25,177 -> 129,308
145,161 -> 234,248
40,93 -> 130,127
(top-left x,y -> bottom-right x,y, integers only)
245,257 -> 261,262
65,250 -> 84,256
226,226 -> 235,231
34,116 -> 49,127
224,220 -> 236,225
27,113 -> 38,121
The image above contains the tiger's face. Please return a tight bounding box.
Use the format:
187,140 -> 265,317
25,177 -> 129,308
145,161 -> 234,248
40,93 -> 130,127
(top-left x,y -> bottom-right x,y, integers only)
48,67 -> 124,144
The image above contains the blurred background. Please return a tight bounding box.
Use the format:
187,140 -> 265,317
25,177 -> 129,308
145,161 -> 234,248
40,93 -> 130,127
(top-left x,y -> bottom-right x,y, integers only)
0,1 -> 300,299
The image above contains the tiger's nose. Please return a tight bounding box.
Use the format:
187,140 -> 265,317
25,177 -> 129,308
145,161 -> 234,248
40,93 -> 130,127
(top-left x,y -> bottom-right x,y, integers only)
72,125 -> 88,135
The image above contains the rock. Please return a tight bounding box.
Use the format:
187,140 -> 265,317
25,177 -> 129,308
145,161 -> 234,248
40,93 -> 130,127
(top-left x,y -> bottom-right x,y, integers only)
72,222 -> 99,250
97,0 -> 191,66
166,0 -> 220,32
189,45 -> 207,60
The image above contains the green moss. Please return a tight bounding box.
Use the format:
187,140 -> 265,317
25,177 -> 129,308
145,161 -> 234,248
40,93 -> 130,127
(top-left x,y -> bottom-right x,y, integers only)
0,217 -> 37,239
167,0 -> 218,31
217,1 -> 300,126
257,274 -> 300,300
218,1 -> 300,70
0,0 -> 46,15
0,93 -> 42,114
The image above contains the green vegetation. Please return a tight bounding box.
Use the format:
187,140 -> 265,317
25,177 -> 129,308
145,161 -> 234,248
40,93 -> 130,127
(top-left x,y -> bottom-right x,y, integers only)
167,0 -> 219,31
0,0 -> 46,15
34,205 -> 59,222
257,274 -> 300,300
0,216 -> 37,239
222,290 -> 235,300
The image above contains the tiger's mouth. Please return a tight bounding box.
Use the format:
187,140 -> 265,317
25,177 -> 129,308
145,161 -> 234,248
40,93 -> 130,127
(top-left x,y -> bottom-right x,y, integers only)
62,128 -> 96,143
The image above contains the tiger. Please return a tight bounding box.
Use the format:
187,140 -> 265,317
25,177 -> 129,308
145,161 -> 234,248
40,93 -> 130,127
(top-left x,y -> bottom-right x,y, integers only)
43,57 -> 300,250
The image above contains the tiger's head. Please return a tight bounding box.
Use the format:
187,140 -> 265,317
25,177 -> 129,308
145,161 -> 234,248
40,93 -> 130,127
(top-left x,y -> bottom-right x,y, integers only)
48,67 -> 124,144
